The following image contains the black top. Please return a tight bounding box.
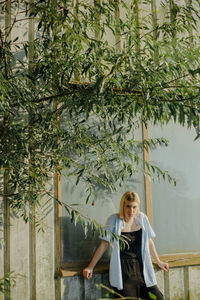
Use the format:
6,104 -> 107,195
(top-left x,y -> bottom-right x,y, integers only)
120,228 -> 142,261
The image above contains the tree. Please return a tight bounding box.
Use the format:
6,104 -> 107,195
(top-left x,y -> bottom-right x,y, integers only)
1,0 -> 200,224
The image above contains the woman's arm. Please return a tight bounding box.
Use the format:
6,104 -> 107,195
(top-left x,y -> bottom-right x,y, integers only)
149,238 -> 169,272
82,240 -> 109,280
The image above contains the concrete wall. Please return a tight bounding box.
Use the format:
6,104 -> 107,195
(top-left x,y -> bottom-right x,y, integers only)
61,266 -> 200,300
0,195 -> 56,300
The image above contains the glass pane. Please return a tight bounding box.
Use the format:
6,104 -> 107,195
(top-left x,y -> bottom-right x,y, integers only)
61,126 -> 146,263
149,122 -> 200,254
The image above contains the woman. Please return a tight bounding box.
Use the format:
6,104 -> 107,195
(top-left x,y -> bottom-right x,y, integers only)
83,191 -> 169,299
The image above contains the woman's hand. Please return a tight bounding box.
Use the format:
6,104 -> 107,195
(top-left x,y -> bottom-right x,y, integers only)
157,261 -> 169,272
82,240 -> 109,280
149,239 -> 169,272
83,267 -> 93,280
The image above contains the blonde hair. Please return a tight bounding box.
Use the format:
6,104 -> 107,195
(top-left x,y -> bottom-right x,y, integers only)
119,191 -> 140,219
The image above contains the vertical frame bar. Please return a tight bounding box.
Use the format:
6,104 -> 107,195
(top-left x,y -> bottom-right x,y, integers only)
94,0 -> 100,41
4,1 -> 11,299
142,123 -> 153,224
28,1 -> 36,299
28,0 -> 34,72
115,0 -> 121,51
151,0 -> 159,64
133,0 -> 140,56
3,172 -> 10,300
50,0 -> 61,297
133,0 -> 153,225
54,171 -> 62,300
73,0 -> 80,81
184,266 -> 190,300
29,204 -> 36,300
143,0 -> 159,225
164,271 -> 170,300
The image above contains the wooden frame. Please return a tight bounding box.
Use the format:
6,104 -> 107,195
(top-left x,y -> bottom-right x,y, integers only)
3,2 -> 11,300
28,2 -> 37,298
141,123 -> 200,269
55,172 -> 62,299
58,122 -> 200,277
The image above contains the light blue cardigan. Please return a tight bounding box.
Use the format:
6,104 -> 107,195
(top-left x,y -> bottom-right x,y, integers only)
100,212 -> 157,290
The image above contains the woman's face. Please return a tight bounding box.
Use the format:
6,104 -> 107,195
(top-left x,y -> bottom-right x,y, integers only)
123,200 -> 139,220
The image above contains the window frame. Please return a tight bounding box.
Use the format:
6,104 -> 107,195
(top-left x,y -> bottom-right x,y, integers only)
142,124 -> 200,270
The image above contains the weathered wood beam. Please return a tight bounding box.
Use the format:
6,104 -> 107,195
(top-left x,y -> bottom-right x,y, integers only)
28,1 -> 36,299
4,0 -> 11,299
142,123 -> 153,225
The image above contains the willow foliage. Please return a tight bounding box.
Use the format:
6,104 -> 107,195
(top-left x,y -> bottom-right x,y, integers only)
0,0 -> 200,221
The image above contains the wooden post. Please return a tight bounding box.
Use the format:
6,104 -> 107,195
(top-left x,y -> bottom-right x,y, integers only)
151,0 -> 159,65
133,0 -> 140,57
29,204 -> 36,300
184,266 -> 190,300
54,93 -> 61,300
54,170 -> 62,300
4,1 -> 11,299
28,1 -> 36,299
115,0 -> 121,51
164,271 -> 170,300
142,0 -> 160,225
132,0 -> 153,224
3,171 -> 10,300
142,123 -> 153,225
94,0 -> 100,41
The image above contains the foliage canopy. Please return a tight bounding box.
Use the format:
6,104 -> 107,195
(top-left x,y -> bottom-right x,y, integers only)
1,0 -> 200,222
